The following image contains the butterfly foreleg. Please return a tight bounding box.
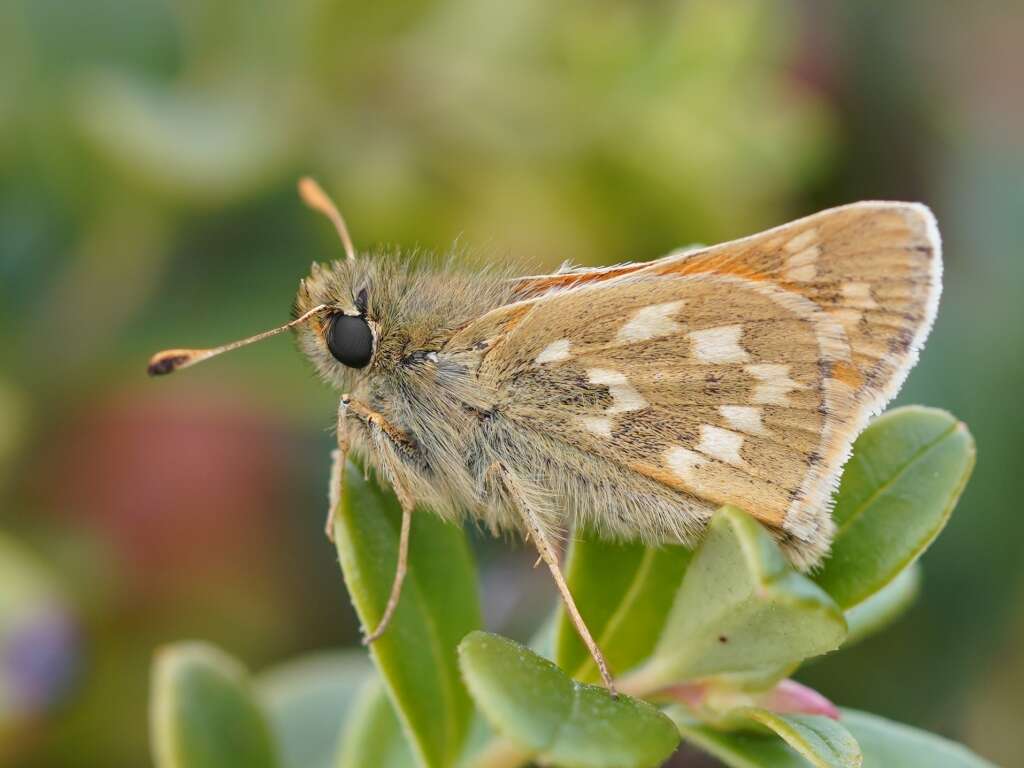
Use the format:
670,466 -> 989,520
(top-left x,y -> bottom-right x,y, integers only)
362,492 -> 412,645
325,398 -> 352,541
335,394 -> 420,645
486,462 -> 617,696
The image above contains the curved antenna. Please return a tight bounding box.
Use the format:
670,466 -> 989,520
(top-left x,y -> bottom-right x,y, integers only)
147,303 -> 329,376
298,177 -> 356,262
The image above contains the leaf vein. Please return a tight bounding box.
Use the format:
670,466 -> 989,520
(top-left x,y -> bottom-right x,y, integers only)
833,423 -> 958,538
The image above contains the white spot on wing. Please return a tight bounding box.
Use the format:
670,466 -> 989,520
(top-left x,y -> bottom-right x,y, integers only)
665,446 -> 704,482
580,417 -> 612,438
535,338 -> 572,364
697,424 -> 746,466
587,368 -> 648,413
786,245 -> 820,267
784,265 -> 817,282
719,405 -> 769,436
784,228 -> 819,253
616,301 -> 686,343
841,282 -> 877,308
784,245 -> 820,282
689,325 -> 749,364
745,364 -> 804,405
828,307 -> 863,330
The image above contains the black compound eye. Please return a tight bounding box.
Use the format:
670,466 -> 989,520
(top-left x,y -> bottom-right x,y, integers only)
326,314 -> 373,368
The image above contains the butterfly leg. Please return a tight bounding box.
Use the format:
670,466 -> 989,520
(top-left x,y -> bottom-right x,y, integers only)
326,448 -> 344,540
337,394 -> 419,646
488,463 -> 617,695
325,398 -> 352,541
332,442 -> 413,644
362,493 -> 412,645
530,522 -> 616,695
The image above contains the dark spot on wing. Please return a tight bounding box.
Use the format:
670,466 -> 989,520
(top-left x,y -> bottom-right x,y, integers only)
703,373 -> 721,397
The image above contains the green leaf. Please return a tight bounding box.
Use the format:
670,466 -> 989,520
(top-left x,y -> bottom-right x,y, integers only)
672,709 -> 809,768
333,461 -> 481,768
843,563 -> 921,647
670,705 -> 862,768
815,407 -> 974,609
459,632 -> 679,768
337,675 -> 417,768
840,709 -> 995,767
739,709 -> 861,768
151,642 -> 278,768
675,708 -> 995,768
556,528 -> 691,683
673,713 -> 846,768
622,508 -> 846,693
255,652 -> 370,768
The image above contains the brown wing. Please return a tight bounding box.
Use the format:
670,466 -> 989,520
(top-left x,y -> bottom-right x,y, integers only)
514,202 -> 940,414
462,202 -> 941,566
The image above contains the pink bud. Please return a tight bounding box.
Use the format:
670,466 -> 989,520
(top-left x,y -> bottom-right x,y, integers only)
756,679 -> 840,719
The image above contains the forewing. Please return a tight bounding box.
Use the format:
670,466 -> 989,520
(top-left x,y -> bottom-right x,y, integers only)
478,202 -> 941,565
514,202 -> 941,416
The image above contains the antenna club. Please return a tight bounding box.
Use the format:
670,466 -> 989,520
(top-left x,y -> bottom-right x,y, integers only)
298,177 -> 327,208
147,351 -> 192,376
296,176 -> 356,262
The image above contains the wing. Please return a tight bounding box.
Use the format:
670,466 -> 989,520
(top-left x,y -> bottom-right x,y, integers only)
459,202 -> 941,567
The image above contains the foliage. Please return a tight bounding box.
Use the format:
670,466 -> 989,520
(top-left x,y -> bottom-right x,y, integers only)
150,643 -> 277,768
148,406 -> 994,767
460,632 -> 678,768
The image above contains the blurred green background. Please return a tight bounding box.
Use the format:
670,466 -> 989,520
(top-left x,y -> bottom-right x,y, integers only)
1,1 -> 1022,766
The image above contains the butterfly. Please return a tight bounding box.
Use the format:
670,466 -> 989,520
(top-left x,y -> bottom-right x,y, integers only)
149,179 -> 941,694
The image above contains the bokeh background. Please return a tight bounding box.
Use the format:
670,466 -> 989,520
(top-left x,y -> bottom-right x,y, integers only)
2,1 -> 1022,765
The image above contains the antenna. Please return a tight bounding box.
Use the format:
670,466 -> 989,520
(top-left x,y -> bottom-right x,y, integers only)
298,177 -> 356,262
147,303 -> 329,376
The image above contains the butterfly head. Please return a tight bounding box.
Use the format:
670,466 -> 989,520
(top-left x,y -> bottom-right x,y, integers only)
292,256 -> 390,389
147,177 -> 386,381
